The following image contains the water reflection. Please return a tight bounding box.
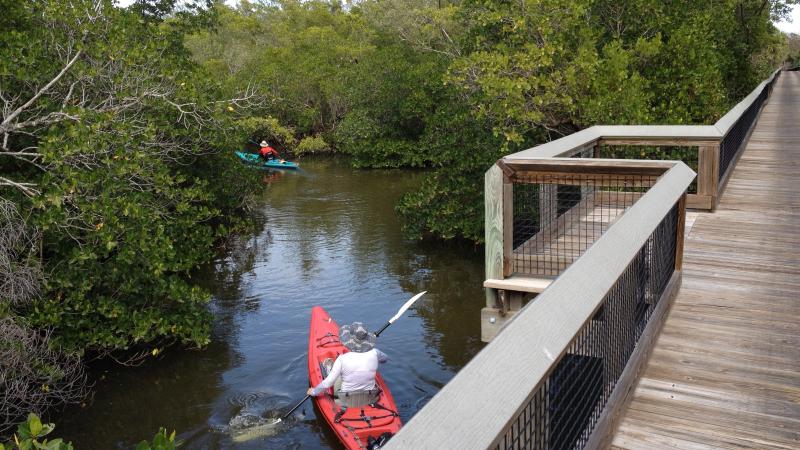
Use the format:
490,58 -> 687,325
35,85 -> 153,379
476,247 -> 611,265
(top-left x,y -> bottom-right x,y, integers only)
57,158 -> 486,449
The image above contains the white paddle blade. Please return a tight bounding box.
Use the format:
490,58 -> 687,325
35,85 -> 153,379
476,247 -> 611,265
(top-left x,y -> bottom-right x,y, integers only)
388,291 -> 427,324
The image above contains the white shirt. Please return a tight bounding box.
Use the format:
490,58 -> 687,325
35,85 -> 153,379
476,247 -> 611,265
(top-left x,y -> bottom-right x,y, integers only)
312,348 -> 388,395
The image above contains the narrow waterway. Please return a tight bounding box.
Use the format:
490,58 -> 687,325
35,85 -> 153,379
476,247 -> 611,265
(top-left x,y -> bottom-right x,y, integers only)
58,158 -> 485,449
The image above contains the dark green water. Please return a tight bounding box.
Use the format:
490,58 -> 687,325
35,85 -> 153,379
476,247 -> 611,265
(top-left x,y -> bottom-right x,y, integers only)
57,158 -> 485,449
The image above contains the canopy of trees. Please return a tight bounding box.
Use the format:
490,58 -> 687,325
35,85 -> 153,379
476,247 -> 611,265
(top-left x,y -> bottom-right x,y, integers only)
187,0 -> 797,240
0,0 -> 266,433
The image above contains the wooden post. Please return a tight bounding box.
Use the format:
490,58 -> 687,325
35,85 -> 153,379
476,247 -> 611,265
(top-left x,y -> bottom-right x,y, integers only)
485,164 -> 504,309
696,144 -> 720,210
509,291 -> 524,312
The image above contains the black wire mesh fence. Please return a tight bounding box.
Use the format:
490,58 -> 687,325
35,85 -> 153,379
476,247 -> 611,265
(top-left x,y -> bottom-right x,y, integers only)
719,87 -> 768,179
511,172 -> 658,277
495,203 -> 679,450
597,145 -> 699,194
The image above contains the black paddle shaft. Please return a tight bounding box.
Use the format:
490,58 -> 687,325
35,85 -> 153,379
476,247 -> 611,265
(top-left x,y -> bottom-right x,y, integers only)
374,322 -> 391,338
281,394 -> 310,420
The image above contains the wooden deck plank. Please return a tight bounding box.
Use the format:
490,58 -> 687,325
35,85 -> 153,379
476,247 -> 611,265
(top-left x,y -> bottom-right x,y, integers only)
625,397 -> 800,446
618,409 -> 798,450
611,71 -> 800,449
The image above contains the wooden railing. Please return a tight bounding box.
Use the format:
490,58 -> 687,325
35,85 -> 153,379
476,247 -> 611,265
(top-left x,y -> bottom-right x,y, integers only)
502,68 -> 780,211
480,68 -> 781,340
386,161 -> 694,449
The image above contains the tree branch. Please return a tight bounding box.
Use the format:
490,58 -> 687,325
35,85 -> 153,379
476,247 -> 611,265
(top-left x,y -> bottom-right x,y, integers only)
0,177 -> 39,197
0,50 -> 82,133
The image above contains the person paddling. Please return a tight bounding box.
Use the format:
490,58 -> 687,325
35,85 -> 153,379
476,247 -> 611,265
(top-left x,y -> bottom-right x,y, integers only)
259,140 -> 280,161
307,322 -> 388,405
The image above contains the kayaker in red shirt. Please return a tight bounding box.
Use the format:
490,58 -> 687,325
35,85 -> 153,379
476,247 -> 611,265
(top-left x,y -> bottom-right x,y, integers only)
259,141 -> 279,161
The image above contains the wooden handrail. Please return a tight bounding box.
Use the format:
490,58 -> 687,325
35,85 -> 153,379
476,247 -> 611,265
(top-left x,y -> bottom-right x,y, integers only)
500,68 -> 781,211
714,68 -> 781,135
499,157 -> 675,177
385,162 -> 695,449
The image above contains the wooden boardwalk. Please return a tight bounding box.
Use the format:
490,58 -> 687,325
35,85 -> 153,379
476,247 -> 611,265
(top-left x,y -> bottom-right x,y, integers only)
611,71 -> 800,449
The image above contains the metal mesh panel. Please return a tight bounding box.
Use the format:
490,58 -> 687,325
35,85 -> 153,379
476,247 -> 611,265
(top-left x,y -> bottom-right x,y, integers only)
495,203 -> 679,450
511,172 -> 657,277
569,147 -> 595,159
719,88 -> 768,179
598,146 -> 699,194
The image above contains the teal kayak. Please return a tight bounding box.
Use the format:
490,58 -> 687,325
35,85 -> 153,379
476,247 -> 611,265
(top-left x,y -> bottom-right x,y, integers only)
235,151 -> 300,170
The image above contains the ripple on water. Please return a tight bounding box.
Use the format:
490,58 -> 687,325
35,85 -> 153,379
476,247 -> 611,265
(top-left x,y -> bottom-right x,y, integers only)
226,391 -> 293,412
222,391 -> 310,445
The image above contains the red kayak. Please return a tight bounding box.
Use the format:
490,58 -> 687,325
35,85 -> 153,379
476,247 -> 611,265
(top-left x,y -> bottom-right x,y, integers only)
308,306 -> 402,450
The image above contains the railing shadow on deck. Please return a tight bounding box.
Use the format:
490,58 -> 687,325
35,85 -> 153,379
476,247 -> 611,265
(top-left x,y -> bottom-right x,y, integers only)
385,68 -> 784,450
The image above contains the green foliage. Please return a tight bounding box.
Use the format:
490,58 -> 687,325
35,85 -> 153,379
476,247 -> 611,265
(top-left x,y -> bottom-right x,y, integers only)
788,33 -> 800,66
135,429 -> 177,450
182,0 -> 796,243
0,415 -> 177,450
1,414 -> 72,450
295,136 -> 331,156
187,0 -> 375,137
0,0 -> 268,355
236,116 -> 298,149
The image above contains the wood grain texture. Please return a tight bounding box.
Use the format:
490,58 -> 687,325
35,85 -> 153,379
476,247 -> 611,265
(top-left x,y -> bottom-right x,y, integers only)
483,276 -> 553,293
686,194 -> 713,210
697,145 -> 717,197
611,70 -> 800,450
485,164 -> 504,308
504,157 -> 673,176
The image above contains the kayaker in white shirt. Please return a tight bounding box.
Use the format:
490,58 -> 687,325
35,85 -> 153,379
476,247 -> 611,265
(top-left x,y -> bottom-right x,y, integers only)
307,322 -> 388,397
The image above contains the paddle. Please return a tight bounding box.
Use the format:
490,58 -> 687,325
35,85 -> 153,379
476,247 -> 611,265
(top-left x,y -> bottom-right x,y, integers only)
245,291 -> 428,432
374,291 -> 427,337
278,394 -> 310,422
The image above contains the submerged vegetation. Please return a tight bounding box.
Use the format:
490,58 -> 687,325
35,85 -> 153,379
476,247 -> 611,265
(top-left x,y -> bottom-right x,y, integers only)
0,0 -> 796,437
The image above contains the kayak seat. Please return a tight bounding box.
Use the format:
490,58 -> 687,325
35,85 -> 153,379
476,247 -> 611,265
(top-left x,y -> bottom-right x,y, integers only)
340,389 -> 381,408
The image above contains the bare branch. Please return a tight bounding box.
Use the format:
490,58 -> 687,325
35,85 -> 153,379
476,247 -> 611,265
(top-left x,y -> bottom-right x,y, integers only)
1,50 -> 83,134
0,177 -> 40,197
0,319 -> 90,437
